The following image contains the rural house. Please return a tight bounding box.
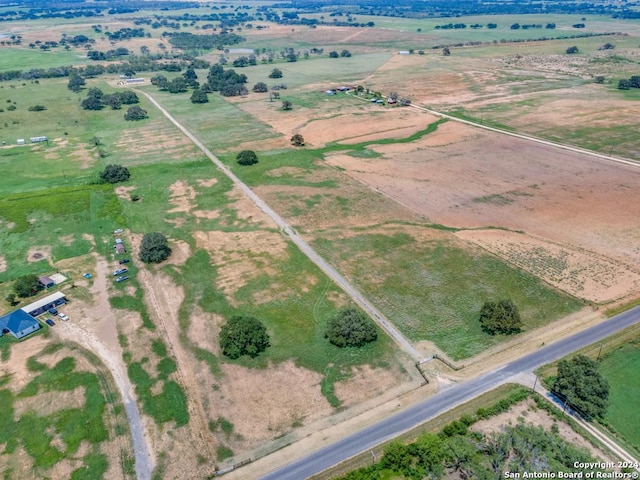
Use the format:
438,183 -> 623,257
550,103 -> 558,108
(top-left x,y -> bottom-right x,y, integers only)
0,310 -> 40,339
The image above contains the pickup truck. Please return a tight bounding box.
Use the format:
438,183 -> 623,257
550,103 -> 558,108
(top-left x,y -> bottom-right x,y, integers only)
113,268 -> 128,276
59,313 -> 69,321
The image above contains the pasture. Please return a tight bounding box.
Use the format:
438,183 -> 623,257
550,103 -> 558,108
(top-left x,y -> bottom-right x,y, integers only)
1,4 -> 639,476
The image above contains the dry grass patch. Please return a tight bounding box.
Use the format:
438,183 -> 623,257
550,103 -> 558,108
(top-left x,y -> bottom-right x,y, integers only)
193,230 -> 289,303
27,245 -> 52,264
168,180 -> 196,214
212,361 -> 332,448
456,230 -> 640,304
333,364 -> 405,408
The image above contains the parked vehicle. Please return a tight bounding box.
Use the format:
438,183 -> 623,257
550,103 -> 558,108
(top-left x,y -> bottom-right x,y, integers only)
83,273 -> 92,279
45,319 -> 55,327
119,259 -> 130,264
115,275 -> 129,283
113,228 -> 124,234
48,307 -> 58,315
113,268 -> 128,276
59,313 -> 69,321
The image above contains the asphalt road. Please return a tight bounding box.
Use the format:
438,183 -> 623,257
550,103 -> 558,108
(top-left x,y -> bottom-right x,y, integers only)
260,305 -> 640,480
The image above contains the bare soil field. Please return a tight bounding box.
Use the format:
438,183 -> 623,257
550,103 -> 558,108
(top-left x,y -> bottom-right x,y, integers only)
323,120 -> 640,304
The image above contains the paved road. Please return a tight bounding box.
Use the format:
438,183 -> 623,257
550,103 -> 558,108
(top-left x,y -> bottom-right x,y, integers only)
260,305 -> 640,480
137,89 -> 422,361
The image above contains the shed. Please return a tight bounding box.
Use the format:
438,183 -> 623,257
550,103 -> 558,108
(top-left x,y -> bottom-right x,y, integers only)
115,244 -> 126,254
115,238 -> 123,244
30,136 -> 48,143
39,276 -> 55,288
0,310 -> 41,339
17,139 -> 25,145
21,291 -> 67,317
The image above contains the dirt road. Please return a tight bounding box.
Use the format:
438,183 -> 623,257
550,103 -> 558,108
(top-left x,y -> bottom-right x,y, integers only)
55,255 -> 154,480
136,88 -> 423,362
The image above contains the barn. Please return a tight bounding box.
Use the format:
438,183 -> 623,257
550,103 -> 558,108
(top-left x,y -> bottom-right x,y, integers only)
39,276 -> 54,288
22,291 -> 67,317
0,310 -> 41,339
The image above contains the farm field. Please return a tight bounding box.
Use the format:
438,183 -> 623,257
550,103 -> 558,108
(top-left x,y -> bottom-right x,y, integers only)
1,3 -> 640,478
599,340 -> 640,455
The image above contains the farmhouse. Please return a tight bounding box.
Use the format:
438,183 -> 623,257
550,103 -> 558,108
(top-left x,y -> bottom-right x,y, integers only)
21,291 -> 67,317
0,310 -> 40,339
39,276 -> 54,288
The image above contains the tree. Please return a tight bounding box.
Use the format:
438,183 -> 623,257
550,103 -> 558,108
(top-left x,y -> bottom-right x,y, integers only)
443,46 -> 451,56
219,315 -> 270,359
325,308 -> 377,348
252,82 -> 268,93
236,150 -> 258,166
290,134 -> 305,146
67,73 -> 85,92
100,164 -> 130,184
139,232 -> 172,263
282,100 -> 293,110
124,106 -> 148,121
566,46 -> 579,54
618,79 -> 631,90
190,88 -> 209,104
13,275 -> 41,298
268,68 -> 283,79
329,51 -> 339,58
340,49 -> 352,57
552,354 -> 610,420
479,300 -> 521,335
104,94 -> 122,110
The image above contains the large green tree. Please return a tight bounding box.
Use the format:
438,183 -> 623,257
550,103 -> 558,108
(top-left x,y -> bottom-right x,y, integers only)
552,354 -> 609,420
124,106 -> 148,121
13,275 -> 42,298
479,300 -> 521,335
325,308 -> 377,348
99,164 -> 130,184
219,315 -> 270,359
139,233 -> 172,264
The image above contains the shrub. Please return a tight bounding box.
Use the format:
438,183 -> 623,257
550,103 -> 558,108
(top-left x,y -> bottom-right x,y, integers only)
190,88 -> 208,104
479,300 -> 521,335
219,315 -> 270,359
325,308 -> 377,348
566,46 -> 579,54
99,164 -> 130,184
236,150 -> 258,166
268,68 -> 283,79
139,232 -> 172,264
28,105 -> 47,111
290,134 -> 305,146
252,82 -> 268,93
124,105 -> 148,121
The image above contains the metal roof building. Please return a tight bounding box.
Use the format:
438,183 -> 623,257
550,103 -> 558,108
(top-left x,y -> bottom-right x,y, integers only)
21,291 -> 67,317
0,310 -> 41,339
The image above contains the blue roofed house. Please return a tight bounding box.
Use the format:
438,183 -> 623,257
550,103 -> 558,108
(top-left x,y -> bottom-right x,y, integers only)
0,310 -> 41,339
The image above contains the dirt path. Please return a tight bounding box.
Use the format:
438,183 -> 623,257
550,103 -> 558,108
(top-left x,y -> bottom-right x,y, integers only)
55,255 -> 154,480
130,236 -> 217,468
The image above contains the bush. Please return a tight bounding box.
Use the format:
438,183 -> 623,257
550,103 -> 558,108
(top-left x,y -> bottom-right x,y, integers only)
268,68 -> 283,79
190,88 -> 208,104
219,315 -> 270,359
566,46 -> 579,54
479,300 -> 521,335
290,134 -> 305,146
236,150 -> 258,166
252,82 -> 268,93
139,232 -> 172,264
325,308 -> 377,348
124,105 -> 148,121
99,164 -> 130,184
27,105 -> 46,111
552,355 -> 609,420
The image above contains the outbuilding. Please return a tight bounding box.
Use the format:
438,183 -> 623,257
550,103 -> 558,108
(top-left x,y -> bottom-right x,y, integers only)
39,276 -> 54,288
0,310 -> 41,339
21,291 -> 67,317
115,244 -> 126,254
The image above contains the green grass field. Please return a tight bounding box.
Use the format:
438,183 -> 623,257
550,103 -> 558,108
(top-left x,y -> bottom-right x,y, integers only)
599,340 -> 640,453
313,229 -> 581,359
